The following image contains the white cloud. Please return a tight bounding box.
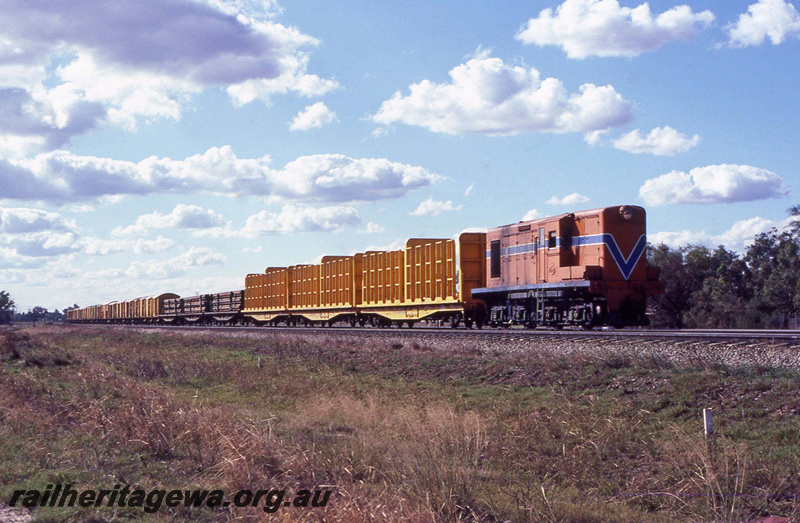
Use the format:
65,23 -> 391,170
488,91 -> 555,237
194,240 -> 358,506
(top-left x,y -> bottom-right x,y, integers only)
0,208 -> 81,267
650,216 -> 776,251
522,208 -> 542,221
516,0 -> 715,58
639,164 -> 790,206
464,184 -> 474,197
358,221 -> 385,234
289,102 -> 338,131
0,147 -> 441,203
410,197 -> 462,216
226,58 -> 339,106
1,231 -> 80,258
125,247 -> 225,279
546,193 -> 590,206
81,236 -> 175,255
0,248 -> 52,269
0,0 -> 337,152
612,126 -> 700,156
242,204 -> 361,235
0,208 -> 77,234
727,0 -> 800,47
112,204 -> 227,236
358,239 -> 405,253
372,54 -> 632,135
583,130 -> 608,146
459,227 -> 489,234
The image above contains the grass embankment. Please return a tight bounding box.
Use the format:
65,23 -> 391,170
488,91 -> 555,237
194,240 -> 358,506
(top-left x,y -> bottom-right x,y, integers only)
1,326 -> 799,522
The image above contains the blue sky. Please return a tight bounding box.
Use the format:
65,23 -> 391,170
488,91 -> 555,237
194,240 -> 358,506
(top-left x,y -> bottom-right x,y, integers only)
1,0 -> 798,311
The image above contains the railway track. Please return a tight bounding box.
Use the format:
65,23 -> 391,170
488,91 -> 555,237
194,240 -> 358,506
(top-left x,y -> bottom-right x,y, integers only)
57,323 -> 800,370
62,322 -> 800,344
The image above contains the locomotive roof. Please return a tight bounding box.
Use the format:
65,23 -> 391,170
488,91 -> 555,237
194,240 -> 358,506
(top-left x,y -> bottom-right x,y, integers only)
495,205 -> 644,231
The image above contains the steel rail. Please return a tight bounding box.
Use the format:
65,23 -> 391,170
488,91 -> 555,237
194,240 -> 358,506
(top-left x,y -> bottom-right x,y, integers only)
62,323 -> 800,344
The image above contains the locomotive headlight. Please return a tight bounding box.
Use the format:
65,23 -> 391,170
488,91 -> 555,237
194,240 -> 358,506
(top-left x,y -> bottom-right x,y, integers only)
620,206 -> 634,221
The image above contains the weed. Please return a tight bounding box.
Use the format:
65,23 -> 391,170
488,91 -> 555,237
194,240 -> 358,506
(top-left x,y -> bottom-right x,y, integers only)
1,325 -> 799,522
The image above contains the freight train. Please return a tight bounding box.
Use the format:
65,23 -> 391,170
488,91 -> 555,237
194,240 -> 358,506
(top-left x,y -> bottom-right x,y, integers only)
66,205 -> 664,329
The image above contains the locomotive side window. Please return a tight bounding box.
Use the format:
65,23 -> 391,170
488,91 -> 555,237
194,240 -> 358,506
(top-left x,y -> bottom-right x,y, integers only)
490,240 -> 501,278
548,231 -> 557,249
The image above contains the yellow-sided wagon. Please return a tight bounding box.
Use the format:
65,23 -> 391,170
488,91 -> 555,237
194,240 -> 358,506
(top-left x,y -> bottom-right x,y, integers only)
243,267 -> 290,325
359,232 -> 487,327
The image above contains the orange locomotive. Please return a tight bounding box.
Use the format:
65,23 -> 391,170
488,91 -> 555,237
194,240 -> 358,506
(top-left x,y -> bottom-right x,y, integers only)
471,205 -> 664,328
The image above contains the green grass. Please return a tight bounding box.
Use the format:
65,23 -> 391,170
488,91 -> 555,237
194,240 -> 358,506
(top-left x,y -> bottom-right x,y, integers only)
1,325 -> 799,522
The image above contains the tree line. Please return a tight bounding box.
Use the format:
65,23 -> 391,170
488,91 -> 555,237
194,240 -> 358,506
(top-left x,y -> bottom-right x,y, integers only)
647,210 -> 800,329
0,294 -> 74,325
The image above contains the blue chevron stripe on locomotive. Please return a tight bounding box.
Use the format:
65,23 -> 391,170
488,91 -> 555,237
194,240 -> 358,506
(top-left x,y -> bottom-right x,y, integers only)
488,234 -> 648,281
573,234 -> 647,281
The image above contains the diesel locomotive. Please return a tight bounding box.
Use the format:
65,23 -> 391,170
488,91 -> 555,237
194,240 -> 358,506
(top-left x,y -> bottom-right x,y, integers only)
66,205 -> 663,329
473,205 -> 663,328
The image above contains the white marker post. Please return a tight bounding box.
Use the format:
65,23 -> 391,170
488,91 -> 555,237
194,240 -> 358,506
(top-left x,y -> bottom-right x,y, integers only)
703,408 -> 714,438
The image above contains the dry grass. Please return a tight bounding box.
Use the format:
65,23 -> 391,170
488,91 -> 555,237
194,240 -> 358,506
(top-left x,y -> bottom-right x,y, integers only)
1,325 -> 799,522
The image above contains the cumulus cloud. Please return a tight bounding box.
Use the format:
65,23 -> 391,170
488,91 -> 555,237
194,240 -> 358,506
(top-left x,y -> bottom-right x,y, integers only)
522,208 -> 542,221
125,247 -> 225,279
0,87 -> 106,157
0,207 -> 81,267
0,0 -> 337,152
516,0 -> 715,58
112,204 -> 227,236
372,54 -> 632,135
639,164 -> 790,206
0,207 -> 178,267
289,102 -> 338,131
0,207 -> 77,234
358,222 -> 385,234
242,204 -> 361,235
81,236 -> 175,255
727,0 -> 800,47
547,193 -> 590,206
650,216 -> 776,251
410,197 -> 462,216
1,232 -> 80,258
612,126 -> 700,156
0,147 -> 440,203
